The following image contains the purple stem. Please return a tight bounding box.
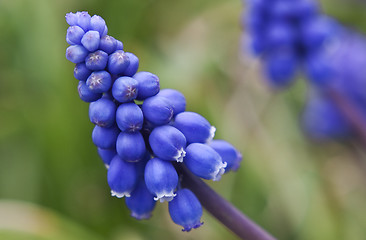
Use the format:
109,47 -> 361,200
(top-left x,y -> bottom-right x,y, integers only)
175,164 -> 277,240
327,87 -> 366,145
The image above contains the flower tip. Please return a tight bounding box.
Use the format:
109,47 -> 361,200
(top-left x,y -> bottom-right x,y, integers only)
154,192 -> 176,202
130,211 -> 152,220
212,161 -> 227,181
111,190 -> 131,198
175,148 -> 186,162
182,221 -> 204,232
207,126 -> 216,143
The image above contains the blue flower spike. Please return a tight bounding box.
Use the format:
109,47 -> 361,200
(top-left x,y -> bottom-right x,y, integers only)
144,158 -> 179,202
149,125 -> 186,162
107,155 -> 138,198
184,143 -> 227,181
65,11 -> 243,231
125,179 -> 156,220
168,189 -> 203,232
174,112 -> 216,144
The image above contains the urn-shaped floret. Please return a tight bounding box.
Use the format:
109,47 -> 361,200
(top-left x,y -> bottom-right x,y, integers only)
86,70 -> 112,93
116,132 -> 146,162
112,76 -> 139,103
125,179 -> 156,220
107,155 -> 138,198
92,125 -> 120,149
149,125 -> 186,162
168,189 -> 203,232
173,112 -> 215,144
157,89 -> 186,116
133,71 -> 160,100
66,45 -> 89,64
97,148 -> 117,168
184,143 -> 226,181
144,158 -> 179,202
77,81 -> 102,102
209,140 -> 242,172
116,103 -> 143,132
142,96 -> 174,126
108,50 -> 130,75
89,98 -> 116,127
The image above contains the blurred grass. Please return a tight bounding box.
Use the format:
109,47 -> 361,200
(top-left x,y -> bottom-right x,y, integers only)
1,0 -> 366,239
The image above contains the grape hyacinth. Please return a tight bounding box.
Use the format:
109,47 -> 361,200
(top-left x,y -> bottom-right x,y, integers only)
243,0 -> 366,142
65,11 -> 242,232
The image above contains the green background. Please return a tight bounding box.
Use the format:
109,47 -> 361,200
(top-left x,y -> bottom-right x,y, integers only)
1,0 -> 366,239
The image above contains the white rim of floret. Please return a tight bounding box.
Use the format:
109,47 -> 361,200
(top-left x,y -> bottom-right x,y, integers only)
173,148 -> 186,162
206,126 -> 216,143
211,161 -> 227,181
111,190 -> 131,198
104,164 -> 110,169
154,191 -> 177,202
131,211 -> 152,220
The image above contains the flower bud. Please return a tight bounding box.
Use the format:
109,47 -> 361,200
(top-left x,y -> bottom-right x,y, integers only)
77,81 -> 102,102
168,189 -> 203,232
149,125 -> 186,162
85,50 -> 108,71
81,30 -> 101,52
184,143 -> 226,181
90,15 -> 106,36
124,53 -> 139,77
116,132 -> 146,162
116,103 -> 143,132
108,50 -> 130,75
133,72 -> 160,100
92,125 -> 120,149
112,76 -> 139,103
107,155 -> 137,198
142,96 -> 173,126
157,89 -> 186,116
125,179 -> 156,220
97,148 -> 117,168
144,158 -> 178,202
66,45 -> 88,64
76,11 -> 91,31
74,63 -> 92,81
86,71 -> 112,93
89,98 -> 116,127
99,35 -> 117,54
115,40 -> 123,50
66,25 -> 85,45
173,112 -> 215,144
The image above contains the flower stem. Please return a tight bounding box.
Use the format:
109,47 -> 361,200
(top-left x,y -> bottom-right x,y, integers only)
327,87 -> 366,145
175,164 -> 276,240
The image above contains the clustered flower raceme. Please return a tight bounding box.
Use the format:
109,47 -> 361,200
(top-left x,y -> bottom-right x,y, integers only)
65,11 -> 242,232
243,0 -> 366,140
